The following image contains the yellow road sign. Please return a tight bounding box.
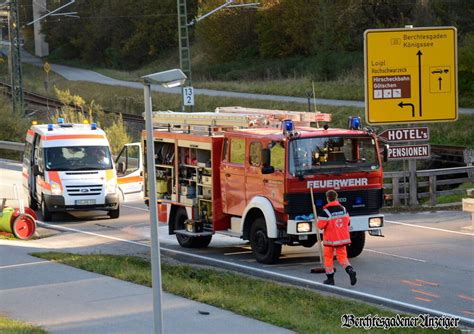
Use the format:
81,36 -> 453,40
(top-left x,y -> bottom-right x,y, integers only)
364,27 -> 457,124
43,62 -> 51,74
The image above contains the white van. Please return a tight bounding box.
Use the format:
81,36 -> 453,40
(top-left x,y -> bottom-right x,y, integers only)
22,120 -> 120,221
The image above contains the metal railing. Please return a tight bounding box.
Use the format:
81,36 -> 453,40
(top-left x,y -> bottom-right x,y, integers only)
384,166 -> 474,206
0,140 -> 25,152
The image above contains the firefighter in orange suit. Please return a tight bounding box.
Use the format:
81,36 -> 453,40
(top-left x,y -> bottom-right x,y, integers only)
317,190 -> 357,286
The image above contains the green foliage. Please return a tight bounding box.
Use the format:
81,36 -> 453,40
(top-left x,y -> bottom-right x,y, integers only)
43,0 -> 198,69
0,316 -> 46,334
50,87 -> 131,155
0,98 -> 30,143
104,114 -> 132,155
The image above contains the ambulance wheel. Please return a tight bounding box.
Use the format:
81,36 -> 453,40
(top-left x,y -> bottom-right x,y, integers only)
41,199 -> 52,222
108,206 -> 120,219
174,208 -> 211,248
347,231 -> 365,258
28,192 -> 38,211
250,217 -> 281,264
12,214 -> 36,240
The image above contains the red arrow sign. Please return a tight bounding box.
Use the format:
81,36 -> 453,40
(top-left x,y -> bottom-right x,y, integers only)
379,127 -> 429,142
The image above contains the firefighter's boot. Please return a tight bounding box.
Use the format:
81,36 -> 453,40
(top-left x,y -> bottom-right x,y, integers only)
323,273 -> 335,285
345,266 -> 357,286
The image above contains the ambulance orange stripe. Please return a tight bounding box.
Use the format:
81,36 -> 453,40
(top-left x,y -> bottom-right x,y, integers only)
118,176 -> 143,184
48,171 -> 62,189
22,171 -> 28,179
27,129 -> 34,136
41,134 -> 105,141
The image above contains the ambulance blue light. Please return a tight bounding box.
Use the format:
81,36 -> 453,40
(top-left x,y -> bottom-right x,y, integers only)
57,118 -> 65,124
47,124 -> 53,131
348,116 -> 361,130
91,123 -> 97,130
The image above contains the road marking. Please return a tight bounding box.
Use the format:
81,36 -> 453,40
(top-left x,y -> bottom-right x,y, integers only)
365,249 -> 426,262
37,222 -> 150,247
122,204 -> 149,212
411,289 -> 439,298
401,280 -> 423,287
37,221 -> 474,326
415,279 -> 439,286
0,261 -> 50,270
386,220 -> 474,236
458,294 -> 474,302
415,296 -> 432,303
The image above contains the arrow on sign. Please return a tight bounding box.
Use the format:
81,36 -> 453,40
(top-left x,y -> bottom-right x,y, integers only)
398,101 -> 415,117
438,77 -> 442,90
417,50 -> 423,117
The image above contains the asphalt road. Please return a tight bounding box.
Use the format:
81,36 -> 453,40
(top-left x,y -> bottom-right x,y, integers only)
1,160 -> 472,327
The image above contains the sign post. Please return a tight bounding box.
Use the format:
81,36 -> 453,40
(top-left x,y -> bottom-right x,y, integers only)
365,27 -> 457,125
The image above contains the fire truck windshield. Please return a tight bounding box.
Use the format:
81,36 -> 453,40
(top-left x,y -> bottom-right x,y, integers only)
45,146 -> 113,171
289,136 -> 379,176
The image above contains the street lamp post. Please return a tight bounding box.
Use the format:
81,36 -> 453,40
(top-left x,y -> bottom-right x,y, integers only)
142,69 -> 187,334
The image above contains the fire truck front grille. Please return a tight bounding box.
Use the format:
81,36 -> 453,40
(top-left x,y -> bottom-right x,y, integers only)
66,184 -> 103,196
284,188 -> 383,216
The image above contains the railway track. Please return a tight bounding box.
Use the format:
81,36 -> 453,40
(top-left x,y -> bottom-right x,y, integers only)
0,81 -> 144,124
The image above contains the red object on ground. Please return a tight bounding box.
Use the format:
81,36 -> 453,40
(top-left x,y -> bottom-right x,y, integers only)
11,213 -> 36,239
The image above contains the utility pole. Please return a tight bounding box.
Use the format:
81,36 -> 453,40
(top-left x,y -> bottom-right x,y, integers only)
8,0 -> 23,115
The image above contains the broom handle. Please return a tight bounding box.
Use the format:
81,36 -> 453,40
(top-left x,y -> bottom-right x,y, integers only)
310,187 -> 325,267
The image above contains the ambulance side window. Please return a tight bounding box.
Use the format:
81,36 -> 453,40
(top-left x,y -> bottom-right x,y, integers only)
23,142 -> 32,165
33,136 -> 42,168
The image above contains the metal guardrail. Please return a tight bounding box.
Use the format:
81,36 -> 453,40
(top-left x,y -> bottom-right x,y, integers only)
0,140 -> 25,152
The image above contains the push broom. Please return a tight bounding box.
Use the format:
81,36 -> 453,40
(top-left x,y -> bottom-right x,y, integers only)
309,188 -> 333,274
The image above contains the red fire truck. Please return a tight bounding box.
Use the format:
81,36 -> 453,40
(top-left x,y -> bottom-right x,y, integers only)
144,107 -> 385,264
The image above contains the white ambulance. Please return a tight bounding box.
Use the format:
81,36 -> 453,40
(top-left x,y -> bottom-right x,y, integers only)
22,120 -> 120,221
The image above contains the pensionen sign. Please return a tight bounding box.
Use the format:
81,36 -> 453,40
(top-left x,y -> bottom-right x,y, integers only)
387,144 -> 430,160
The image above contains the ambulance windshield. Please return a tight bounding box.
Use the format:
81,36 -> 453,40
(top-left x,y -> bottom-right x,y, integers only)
289,136 -> 379,176
45,146 -> 112,171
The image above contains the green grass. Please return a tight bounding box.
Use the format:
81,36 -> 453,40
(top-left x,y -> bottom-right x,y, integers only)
0,316 -> 46,334
33,252 -> 459,334
435,183 -> 474,204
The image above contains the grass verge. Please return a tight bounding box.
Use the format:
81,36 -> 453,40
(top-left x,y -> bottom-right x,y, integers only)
33,252 -> 459,334
0,316 -> 46,334
431,183 -> 474,205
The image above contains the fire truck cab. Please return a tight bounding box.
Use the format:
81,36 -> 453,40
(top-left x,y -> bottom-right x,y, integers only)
144,107 -> 384,264
23,120 -> 120,221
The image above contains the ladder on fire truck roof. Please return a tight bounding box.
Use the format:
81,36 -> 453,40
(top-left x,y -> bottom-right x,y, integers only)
151,107 -> 331,133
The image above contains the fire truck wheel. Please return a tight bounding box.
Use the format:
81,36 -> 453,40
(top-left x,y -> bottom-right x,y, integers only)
346,231 -> 365,258
41,198 -> 53,222
174,208 -> 212,248
28,192 -> 38,211
250,217 -> 281,264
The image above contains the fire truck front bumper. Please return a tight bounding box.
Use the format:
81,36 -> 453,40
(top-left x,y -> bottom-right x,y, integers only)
43,194 -> 119,212
287,214 -> 384,235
